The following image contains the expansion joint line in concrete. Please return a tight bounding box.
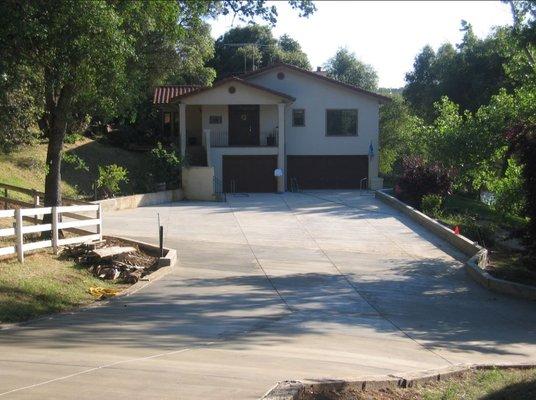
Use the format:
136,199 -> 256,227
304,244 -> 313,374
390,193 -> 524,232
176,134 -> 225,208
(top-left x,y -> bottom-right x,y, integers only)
0,343 -> 215,397
226,201 -> 295,313
280,194 -> 454,366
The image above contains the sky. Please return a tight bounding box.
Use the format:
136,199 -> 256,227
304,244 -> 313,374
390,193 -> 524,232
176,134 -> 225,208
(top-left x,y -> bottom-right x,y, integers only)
209,1 -> 513,88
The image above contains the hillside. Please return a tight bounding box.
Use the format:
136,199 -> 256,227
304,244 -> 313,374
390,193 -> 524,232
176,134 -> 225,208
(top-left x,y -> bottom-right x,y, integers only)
0,138 -> 149,200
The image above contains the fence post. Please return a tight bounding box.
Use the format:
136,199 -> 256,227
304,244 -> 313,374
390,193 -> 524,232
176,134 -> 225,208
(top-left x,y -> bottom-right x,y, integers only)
32,190 -> 40,224
15,208 -> 24,263
3,188 -> 7,209
96,204 -> 102,241
52,206 -> 59,254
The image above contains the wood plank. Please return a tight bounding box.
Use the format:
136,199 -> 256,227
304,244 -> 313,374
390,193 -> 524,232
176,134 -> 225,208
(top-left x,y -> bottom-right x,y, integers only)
57,204 -> 99,213
0,245 -> 16,256
0,227 -> 15,237
19,207 -> 52,216
92,246 -> 136,259
0,210 -> 15,218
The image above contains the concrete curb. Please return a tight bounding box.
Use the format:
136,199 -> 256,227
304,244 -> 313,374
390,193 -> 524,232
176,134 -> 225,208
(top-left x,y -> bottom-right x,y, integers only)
103,235 -> 177,298
0,236 -> 177,330
375,189 -> 536,301
94,189 -> 184,212
262,363 -> 536,399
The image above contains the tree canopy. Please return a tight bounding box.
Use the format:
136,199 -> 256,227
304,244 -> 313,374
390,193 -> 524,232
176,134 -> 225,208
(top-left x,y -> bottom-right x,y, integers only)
210,25 -> 311,77
403,21 -> 510,121
0,0 -> 315,207
324,48 -> 378,91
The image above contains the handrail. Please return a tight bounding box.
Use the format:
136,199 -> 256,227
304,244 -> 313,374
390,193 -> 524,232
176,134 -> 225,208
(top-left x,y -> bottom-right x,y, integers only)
0,182 -> 90,205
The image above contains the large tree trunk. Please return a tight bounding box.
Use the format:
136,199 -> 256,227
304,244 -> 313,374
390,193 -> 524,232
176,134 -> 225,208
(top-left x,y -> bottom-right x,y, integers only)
43,84 -> 74,208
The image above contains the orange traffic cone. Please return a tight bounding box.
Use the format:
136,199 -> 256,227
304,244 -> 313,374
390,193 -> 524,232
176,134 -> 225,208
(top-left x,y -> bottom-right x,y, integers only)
453,226 -> 460,235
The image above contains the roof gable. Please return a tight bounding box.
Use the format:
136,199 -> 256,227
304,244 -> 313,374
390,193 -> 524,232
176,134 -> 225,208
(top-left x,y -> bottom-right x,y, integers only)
169,77 -> 295,104
240,63 -> 390,103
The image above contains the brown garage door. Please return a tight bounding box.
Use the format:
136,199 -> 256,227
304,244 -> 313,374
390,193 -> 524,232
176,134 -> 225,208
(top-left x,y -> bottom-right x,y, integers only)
223,155 -> 277,193
287,155 -> 368,189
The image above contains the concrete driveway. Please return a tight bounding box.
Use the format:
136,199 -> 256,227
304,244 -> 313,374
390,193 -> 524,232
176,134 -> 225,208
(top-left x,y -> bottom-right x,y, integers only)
1,191 -> 535,399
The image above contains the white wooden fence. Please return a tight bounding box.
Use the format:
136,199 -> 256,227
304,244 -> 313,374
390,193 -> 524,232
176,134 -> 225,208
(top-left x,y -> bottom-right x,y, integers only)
0,204 -> 102,262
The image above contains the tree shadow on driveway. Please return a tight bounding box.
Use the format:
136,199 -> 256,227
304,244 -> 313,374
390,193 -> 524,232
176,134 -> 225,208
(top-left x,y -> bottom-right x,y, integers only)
1,256 -> 534,363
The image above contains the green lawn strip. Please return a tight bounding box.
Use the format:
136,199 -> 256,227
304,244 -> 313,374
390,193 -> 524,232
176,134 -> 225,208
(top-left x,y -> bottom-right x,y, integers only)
300,368 -> 536,399
0,251 -> 125,323
417,368 -> 536,400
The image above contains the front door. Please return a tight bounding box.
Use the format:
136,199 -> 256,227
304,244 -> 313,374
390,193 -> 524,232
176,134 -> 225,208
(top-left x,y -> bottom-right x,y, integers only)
228,105 -> 260,146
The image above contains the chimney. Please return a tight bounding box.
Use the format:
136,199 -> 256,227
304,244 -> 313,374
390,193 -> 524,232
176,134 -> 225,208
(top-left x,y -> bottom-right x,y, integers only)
315,66 -> 327,76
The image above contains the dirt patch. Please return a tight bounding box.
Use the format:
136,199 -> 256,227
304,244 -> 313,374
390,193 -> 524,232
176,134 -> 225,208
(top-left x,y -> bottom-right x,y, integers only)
487,249 -> 536,287
60,237 -> 158,285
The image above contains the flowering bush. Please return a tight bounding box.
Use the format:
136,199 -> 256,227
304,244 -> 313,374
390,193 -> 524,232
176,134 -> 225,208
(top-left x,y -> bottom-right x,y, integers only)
396,156 -> 453,208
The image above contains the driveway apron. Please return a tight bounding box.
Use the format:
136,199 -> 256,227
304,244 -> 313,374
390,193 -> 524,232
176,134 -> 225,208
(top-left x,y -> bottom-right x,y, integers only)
0,192 -> 534,399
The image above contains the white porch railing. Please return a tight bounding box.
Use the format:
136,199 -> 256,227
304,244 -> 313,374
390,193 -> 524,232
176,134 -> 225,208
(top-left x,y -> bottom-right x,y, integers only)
0,204 -> 102,262
209,129 -> 278,147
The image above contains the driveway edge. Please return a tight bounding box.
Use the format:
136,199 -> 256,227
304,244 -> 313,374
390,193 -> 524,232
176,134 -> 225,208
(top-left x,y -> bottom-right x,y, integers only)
0,236 -> 177,330
262,363 -> 536,399
375,189 -> 536,301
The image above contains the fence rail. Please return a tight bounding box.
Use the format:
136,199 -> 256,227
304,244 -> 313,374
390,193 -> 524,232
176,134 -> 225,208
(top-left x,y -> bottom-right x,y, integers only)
0,204 -> 102,262
0,182 -> 89,211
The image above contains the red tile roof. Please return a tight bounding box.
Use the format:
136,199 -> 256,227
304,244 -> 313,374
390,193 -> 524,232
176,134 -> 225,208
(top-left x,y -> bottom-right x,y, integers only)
153,85 -> 202,104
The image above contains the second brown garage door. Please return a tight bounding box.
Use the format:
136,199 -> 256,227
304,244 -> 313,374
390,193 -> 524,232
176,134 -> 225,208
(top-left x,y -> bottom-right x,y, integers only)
287,155 -> 368,189
223,155 -> 277,193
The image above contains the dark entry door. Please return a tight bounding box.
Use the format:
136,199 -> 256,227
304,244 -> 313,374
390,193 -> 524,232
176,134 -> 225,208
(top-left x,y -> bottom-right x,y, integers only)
228,105 -> 260,146
287,155 -> 368,189
223,155 -> 277,192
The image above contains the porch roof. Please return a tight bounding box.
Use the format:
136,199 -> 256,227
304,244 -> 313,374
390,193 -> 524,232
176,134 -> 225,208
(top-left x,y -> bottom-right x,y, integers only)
169,77 -> 295,104
153,85 -> 201,105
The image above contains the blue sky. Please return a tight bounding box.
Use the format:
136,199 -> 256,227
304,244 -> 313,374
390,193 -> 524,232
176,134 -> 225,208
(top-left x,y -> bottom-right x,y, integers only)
209,1 -> 513,88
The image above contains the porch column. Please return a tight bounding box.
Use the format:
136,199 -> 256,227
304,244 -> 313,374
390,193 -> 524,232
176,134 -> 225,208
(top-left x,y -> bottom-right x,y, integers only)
204,129 -> 211,167
179,103 -> 186,158
277,103 -> 285,193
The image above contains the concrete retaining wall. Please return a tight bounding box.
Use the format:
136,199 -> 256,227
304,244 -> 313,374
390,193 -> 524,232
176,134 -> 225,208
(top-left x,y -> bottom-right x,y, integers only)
95,189 -> 184,212
182,166 -> 215,201
375,189 -> 481,256
375,189 -> 536,301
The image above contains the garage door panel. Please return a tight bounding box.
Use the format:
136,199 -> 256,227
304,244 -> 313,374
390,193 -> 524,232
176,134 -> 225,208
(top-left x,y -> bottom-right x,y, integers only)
223,156 -> 277,193
287,155 -> 368,189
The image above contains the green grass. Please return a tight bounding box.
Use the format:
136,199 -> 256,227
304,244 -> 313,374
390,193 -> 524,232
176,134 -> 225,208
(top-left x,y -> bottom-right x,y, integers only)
419,368 -> 536,400
0,251 -> 124,323
0,137 -> 148,200
300,368 -> 536,399
441,194 -> 526,231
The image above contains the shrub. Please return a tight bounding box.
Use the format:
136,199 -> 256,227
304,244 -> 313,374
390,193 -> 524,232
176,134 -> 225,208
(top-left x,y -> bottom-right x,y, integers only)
96,164 -> 129,198
396,156 -> 453,207
460,220 -> 496,248
421,194 -> 444,217
506,122 -> 536,260
489,158 -> 526,218
149,142 -> 183,189
62,153 -> 89,172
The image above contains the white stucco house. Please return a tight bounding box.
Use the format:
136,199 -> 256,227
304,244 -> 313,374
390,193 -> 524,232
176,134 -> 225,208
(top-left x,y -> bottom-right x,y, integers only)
153,63 -> 389,197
